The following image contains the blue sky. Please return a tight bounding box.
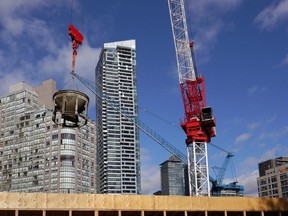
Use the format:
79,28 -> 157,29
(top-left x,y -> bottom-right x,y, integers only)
0,0 -> 288,196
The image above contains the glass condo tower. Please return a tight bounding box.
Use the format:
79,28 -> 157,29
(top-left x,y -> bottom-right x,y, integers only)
95,40 -> 140,194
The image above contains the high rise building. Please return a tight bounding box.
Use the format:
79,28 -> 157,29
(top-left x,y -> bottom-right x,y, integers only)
0,80 -> 97,193
160,155 -> 188,195
257,156 -> 288,198
95,40 -> 140,194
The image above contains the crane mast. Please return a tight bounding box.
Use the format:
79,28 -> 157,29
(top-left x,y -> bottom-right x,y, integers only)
168,0 -> 216,196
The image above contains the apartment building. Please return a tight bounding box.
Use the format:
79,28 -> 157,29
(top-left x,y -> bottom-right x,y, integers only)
0,80 -> 97,193
95,40 -> 140,194
257,156 -> 288,198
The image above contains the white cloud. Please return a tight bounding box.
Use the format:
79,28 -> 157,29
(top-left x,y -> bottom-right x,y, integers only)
0,0 -> 101,100
0,0 -> 63,37
140,148 -> 161,194
35,42 -> 101,81
141,164 -> 161,194
0,2 -> 60,94
259,147 -> 280,162
254,0 -> 288,30
247,122 -> 260,130
140,148 -> 153,162
236,157 -> 259,196
233,115 -> 284,145
258,145 -> 288,162
258,126 -> 288,141
247,85 -> 267,97
219,155 -> 258,197
0,71 -> 27,97
26,19 -> 59,54
189,0 -> 242,18
282,54 -> 288,65
237,170 -> 259,197
73,43 -> 101,80
239,156 -> 258,171
234,133 -> 251,144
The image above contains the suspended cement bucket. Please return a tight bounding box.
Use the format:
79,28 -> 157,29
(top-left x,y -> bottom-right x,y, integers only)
52,90 -> 89,128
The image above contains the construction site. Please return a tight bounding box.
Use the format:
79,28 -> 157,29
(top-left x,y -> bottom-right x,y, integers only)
0,0 -> 288,215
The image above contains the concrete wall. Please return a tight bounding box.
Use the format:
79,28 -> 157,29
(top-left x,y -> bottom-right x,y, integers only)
0,192 -> 287,216
33,79 -> 56,110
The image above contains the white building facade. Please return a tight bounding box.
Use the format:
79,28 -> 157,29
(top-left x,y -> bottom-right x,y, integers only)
257,157 -> 288,198
95,40 -> 140,194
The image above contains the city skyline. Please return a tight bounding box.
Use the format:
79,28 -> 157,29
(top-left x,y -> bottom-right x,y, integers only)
0,1 -> 288,196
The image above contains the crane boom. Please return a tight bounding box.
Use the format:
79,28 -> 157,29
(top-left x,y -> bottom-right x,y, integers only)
209,145 -> 244,196
212,153 -> 234,184
210,142 -> 235,184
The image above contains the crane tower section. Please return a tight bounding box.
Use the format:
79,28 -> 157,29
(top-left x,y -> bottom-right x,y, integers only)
168,0 -> 216,196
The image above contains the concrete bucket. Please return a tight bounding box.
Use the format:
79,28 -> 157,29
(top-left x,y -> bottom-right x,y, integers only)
52,90 -> 89,127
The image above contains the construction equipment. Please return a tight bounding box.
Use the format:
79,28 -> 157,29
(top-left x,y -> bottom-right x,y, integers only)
52,25 -> 88,127
52,90 -> 89,128
72,72 -> 244,197
168,0 -> 216,196
209,143 -> 244,196
71,0 -> 215,196
68,1 -> 240,197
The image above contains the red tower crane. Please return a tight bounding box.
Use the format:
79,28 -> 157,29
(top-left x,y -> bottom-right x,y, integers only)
168,0 -> 216,196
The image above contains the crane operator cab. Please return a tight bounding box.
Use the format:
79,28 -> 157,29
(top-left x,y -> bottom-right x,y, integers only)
201,106 -> 216,128
200,106 -> 216,141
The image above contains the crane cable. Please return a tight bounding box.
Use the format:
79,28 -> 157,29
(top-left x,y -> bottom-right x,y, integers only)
139,107 -> 181,132
68,0 -> 86,89
81,0 -> 86,33
69,0 -> 74,25
68,0 -> 77,90
69,0 -> 86,33
185,0 -> 193,43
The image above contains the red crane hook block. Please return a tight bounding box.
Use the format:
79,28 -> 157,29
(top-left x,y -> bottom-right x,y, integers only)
68,24 -> 84,73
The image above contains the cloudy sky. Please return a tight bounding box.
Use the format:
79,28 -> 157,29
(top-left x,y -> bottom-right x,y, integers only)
0,0 -> 288,196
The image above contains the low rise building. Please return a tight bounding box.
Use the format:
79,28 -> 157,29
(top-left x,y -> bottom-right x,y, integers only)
257,156 -> 288,198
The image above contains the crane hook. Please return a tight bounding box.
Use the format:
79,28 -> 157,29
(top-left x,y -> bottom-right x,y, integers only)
68,24 -> 84,76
